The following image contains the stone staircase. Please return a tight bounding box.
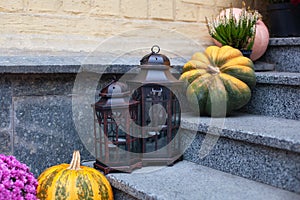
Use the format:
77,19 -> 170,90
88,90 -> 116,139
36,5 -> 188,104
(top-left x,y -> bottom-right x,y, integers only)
245,37 -> 300,120
94,38 -> 300,199
0,37 -> 298,199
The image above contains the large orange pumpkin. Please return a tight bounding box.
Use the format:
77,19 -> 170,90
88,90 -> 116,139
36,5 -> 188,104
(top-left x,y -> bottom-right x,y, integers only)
180,45 -> 256,117
214,8 -> 269,61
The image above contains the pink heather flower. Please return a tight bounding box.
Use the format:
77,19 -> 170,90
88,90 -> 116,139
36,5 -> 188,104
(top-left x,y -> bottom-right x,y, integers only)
0,154 -> 37,200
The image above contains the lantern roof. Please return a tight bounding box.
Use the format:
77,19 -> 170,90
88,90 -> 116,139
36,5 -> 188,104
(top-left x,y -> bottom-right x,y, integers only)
94,80 -> 138,110
128,45 -> 182,86
140,45 -> 170,66
100,80 -> 130,98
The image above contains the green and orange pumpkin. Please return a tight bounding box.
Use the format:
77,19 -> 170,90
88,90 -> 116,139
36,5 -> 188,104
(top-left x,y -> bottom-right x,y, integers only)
180,45 -> 256,117
37,151 -> 113,200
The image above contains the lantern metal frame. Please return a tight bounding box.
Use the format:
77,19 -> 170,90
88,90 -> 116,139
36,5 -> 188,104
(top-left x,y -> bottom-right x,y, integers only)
92,80 -> 142,174
128,45 -> 183,166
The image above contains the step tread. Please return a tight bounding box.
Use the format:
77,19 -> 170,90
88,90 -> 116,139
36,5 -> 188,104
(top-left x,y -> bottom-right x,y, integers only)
181,112 -> 300,153
106,160 -> 300,200
253,61 -> 275,71
0,51 -> 299,86
269,37 -> 300,46
256,71 -> 300,86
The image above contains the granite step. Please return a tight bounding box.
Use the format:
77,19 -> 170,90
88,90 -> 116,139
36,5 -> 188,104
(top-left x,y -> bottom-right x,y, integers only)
180,112 -> 300,193
252,61 -> 275,71
104,160 -> 300,200
0,50 -> 298,120
260,37 -> 300,73
84,112 -> 300,196
242,71 -> 300,120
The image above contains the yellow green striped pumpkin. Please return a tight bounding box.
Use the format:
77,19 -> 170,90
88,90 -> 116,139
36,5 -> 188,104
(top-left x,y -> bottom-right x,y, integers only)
37,151 -> 113,200
180,45 -> 256,117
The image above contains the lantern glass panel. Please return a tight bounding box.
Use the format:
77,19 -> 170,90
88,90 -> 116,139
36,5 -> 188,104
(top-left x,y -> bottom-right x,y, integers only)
132,84 -> 181,157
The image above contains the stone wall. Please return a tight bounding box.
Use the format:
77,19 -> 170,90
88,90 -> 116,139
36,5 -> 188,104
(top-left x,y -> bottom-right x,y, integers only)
0,0 -> 254,53
0,66 -> 128,176
0,72 -> 89,176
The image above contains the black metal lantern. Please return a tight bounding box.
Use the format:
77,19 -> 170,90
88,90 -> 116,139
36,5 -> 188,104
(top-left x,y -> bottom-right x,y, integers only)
92,80 -> 142,174
128,45 -> 183,166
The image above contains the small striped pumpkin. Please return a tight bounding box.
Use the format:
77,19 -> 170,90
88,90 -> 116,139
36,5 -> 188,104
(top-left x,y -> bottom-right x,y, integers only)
37,151 -> 113,200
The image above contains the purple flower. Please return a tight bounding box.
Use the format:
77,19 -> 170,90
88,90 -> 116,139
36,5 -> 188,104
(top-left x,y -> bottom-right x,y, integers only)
0,154 -> 37,200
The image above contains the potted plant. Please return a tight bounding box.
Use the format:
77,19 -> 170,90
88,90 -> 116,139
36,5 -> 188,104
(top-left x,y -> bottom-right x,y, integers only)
267,0 -> 300,37
206,3 -> 260,58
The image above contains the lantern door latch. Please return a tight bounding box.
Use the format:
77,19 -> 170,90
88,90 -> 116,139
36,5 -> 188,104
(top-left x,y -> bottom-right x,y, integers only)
151,88 -> 162,96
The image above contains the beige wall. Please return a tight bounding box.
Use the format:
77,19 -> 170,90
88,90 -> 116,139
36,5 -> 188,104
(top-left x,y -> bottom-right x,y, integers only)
0,0 -> 255,59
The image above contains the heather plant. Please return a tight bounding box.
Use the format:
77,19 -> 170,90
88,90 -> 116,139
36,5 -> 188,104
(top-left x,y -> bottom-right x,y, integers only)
0,154 -> 37,200
206,2 -> 260,50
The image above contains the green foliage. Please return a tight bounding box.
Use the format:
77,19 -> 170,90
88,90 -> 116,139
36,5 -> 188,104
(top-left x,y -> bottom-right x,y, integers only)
206,4 -> 259,50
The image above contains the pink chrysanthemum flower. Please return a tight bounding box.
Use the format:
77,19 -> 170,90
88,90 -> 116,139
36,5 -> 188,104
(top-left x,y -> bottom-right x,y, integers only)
0,154 -> 37,200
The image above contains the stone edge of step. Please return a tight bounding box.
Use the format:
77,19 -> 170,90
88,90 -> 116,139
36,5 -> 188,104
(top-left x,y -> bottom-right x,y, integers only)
180,112 -> 300,153
105,160 -> 300,200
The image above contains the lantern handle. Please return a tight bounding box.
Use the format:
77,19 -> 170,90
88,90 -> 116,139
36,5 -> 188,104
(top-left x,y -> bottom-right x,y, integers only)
151,45 -> 160,54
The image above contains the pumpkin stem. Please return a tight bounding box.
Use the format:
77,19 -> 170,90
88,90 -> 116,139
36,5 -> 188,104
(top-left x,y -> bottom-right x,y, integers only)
67,150 -> 82,170
207,64 -> 220,74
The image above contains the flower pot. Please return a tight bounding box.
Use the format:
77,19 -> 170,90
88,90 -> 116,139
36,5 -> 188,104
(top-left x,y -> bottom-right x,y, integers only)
267,3 -> 300,37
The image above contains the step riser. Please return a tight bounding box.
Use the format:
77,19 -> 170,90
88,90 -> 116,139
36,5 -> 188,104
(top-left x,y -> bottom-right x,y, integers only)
112,189 -> 138,200
243,83 -> 300,120
183,131 -> 300,194
264,46 -> 300,73
261,37 -> 300,73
